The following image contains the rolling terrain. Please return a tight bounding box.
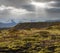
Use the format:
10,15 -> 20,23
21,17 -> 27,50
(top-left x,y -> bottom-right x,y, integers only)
0,22 -> 60,53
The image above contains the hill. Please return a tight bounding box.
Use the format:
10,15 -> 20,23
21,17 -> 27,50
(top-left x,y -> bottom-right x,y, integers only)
14,22 -> 60,30
0,22 -> 60,53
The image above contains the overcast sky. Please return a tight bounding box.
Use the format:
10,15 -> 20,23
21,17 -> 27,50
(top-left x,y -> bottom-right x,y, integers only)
0,0 -> 60,23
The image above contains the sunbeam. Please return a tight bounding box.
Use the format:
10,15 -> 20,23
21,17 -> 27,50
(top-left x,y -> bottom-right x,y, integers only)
31,1 -> 47,8
30,0 -> 47,18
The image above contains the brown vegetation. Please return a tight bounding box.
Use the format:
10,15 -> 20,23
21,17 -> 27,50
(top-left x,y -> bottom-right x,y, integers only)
0,22 -> 60,53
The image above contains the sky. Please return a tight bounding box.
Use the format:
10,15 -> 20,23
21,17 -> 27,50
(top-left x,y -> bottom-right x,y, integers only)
0,0 -> 60,23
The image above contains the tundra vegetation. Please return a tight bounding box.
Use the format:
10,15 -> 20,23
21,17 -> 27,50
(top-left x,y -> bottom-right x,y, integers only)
0,23 -> 60,53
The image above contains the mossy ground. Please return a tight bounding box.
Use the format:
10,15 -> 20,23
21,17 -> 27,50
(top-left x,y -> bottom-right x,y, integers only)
0,25 -> 60,53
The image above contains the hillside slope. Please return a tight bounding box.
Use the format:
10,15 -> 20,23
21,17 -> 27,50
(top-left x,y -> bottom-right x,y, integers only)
14,22 -> 60,30
0,22 -> 60,53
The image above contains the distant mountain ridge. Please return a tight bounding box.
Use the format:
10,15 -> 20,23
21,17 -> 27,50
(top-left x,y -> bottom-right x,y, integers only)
0,19 -> 60,28
45,20 -> 60,22
0,20 -> 16,28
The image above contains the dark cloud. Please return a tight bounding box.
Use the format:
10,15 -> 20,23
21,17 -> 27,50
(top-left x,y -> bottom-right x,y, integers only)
0,0 -> 30,8
46,8 -> 60,13
22,5 -> 35,11
0,0 -> 60,23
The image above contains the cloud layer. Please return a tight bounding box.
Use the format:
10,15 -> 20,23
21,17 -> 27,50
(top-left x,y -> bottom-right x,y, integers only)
0,0 -> 60,23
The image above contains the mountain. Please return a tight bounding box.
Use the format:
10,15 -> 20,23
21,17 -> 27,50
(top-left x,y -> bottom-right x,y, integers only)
0,20 -> 16,28
0,19 -> 60,29
45,20 -> 60,22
